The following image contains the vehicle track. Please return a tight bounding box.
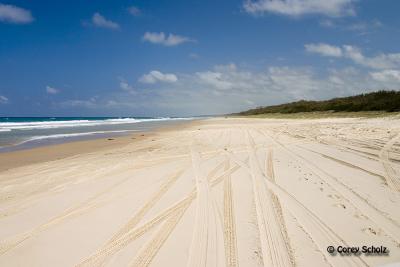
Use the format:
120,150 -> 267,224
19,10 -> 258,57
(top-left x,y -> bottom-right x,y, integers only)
298,146 -> 386,183
0,156 -> 186,220
186,148 -> 212,267
265,149 -> 295,267
379,133 -> 400,191
266,149 -> 275,181
129,199 -> 190,267
246,131 -> 294,267
261,130 -> 400,243
76,159 -> 239,267
223,160 -> 238,267
76,192 -> 195,267
224,139 -> 369,267
0,166 -> 148,256
107,168 -> 187,245
101,159 -> 225,266
263,174 -> 369,267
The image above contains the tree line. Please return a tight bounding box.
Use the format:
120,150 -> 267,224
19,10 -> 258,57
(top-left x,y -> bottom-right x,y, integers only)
236,90 -> 400,115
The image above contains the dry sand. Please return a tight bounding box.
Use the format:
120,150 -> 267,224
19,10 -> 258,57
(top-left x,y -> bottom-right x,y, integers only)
0,117 -> 399,267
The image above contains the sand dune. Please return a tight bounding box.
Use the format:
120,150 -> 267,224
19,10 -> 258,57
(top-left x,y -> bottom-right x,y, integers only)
0,117 -> 399,266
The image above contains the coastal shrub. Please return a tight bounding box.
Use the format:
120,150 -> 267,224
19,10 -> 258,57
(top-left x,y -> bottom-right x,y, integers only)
237,90 -> 400,115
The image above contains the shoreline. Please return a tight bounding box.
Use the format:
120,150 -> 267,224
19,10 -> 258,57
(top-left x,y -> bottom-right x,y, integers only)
0,119 -> 200,172
0,117 -> 200,154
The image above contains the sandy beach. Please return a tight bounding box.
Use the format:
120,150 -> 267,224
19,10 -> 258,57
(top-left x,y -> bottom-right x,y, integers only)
0,117 -> 399,267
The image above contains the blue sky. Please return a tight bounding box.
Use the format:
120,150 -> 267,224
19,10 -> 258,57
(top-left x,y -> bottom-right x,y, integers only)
1,0 -> 400,116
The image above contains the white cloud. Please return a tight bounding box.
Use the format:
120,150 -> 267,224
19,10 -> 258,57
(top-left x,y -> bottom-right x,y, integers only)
92,12 -> 119,30
306,43 -> 400,69
0,95 -> 8,104
370,70 -> 400,83
343,45 -> 400,69
197,71 -> 233,90
57,63 -> 400,115
46,86 -> 60,94
0,3 -> 33,24
128,6 -> 141,16
243,0 -> 356,17
118,78 -> 136,94
305,43 -> 343,57
139,70 -> 178,84
142,32 -> 193,46
60,97 -> 98,109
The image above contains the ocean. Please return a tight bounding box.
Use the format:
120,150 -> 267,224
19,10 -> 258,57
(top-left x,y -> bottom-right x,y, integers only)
0,117 -> 195,152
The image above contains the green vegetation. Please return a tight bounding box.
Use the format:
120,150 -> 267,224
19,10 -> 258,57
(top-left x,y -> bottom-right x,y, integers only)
233,111 -> 400,119
236,91 -> 400,116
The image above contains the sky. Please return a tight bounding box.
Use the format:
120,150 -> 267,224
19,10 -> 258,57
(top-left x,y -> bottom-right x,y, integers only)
0,0 -> 400,117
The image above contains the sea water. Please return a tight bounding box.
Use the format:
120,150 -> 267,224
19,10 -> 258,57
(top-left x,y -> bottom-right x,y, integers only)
0,117 -> 195,152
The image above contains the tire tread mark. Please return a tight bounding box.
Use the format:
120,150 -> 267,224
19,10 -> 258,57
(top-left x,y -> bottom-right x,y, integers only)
223,160 -> 238,267
76,162 -> 239,266
246,131 -> 294,267
129,200 -> 190,267
379,133 -> 400,191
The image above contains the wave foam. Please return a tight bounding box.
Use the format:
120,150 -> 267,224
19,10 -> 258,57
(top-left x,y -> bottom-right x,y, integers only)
0,117 -> 193,131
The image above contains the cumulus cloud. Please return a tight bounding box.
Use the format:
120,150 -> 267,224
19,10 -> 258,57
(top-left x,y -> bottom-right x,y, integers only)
92,12 -> 119,30
370,70 -> 400,83
196,71 -> 234,90
46,86 -> 60,94
305,43 -> 400,69
115,64 -> 399,115
142,32 -> 193,46
343,45 -> 400,69
139,70 -> 178,84
0,95 -> 8,104
305,43 -> 343,57
0,3 -> 34,24
195,64 -> 238,90
58,63 -> 400,115
191,65 -> 399,110
119,78 -> 136,94
243,0 -> 356,17
128,6 -> 141,16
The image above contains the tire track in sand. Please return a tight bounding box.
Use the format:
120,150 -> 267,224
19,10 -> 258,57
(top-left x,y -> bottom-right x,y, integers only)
76,160 -> 238,267
76,167 -> 188,267
225,140 -> 368,267
379,133 -> 400,191
265,148 -> 295,267
223,160 -> 238,267
0,167 -> 146,256
107,168 -> 187,245
262,130 -> 400,243
245,131 -> 294,267
129,198 -> 190,267
297,146 -> 386,183
186,148 -> 212,267
127,159 -> 226,267
77,193 -> 195,267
